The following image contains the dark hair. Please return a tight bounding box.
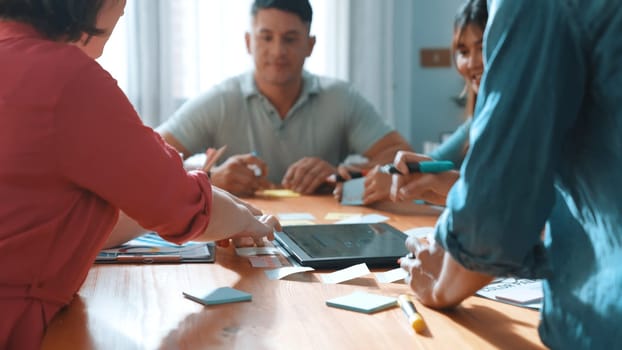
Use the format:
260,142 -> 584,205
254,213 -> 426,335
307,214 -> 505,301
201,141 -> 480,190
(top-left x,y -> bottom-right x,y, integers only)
251,0 -> 313,25
0,0 -> 106,42
452,0 -> 488,116
453,0 -> 488,38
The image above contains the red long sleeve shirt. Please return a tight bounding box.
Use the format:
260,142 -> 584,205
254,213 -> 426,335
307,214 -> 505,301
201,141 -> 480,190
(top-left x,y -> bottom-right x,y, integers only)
0,21 -> 212,349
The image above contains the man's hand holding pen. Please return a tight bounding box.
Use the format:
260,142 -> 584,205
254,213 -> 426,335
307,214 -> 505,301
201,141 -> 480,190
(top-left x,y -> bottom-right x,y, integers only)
209,153 -> 273,197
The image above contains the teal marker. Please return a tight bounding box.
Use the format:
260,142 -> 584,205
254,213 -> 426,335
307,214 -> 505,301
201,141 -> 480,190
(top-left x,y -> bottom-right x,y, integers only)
379,160 -> 454,175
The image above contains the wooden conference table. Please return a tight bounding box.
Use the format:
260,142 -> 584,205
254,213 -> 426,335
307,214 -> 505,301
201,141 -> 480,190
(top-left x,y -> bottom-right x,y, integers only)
42,194 -> 545,350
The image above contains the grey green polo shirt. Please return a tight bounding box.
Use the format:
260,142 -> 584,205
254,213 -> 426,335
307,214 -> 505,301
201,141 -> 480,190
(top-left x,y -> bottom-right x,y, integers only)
157,70 -> 393,182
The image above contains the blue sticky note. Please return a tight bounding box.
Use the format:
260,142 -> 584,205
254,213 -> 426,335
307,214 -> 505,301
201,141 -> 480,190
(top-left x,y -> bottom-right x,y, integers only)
183,287 -> 252,306
340,178 -> 365,206
326,291 -> 397,314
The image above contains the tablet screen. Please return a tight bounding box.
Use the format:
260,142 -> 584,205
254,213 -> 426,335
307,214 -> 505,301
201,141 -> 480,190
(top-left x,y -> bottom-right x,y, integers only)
276,223 -> 409,268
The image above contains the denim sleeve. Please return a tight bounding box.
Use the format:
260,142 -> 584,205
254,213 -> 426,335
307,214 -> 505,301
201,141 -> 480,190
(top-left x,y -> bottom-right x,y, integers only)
435,0 -> 585,278
427,118 -> 472,168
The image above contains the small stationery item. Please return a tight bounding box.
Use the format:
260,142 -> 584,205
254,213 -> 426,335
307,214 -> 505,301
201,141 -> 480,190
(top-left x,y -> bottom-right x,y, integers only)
277,213 -> 316,221
397,295 -> 426,333
96,233 -> 215,264
264,266 -> 315,280
235,246 -> 282,257
324,212 -> 362,221
374,268 -> 409,284
379,160 -> 455,175
183,287 -> 252,306
280,219 -> 316,226
320,263 -> 371,284
331,169 -> 368,182
326,291 -> 397,314
248,164 -> 263,177
340,177 -> 365,206
334,214 -> 390,224
255,189 -> 301,198
403,227 -> 435,239
248,255 -> 283,268
202,145 -> 228,172
476,278 -> 543,310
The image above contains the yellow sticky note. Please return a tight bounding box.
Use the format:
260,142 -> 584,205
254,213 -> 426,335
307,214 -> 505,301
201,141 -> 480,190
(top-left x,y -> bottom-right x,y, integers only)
256,189 -> 300,198
324,213 -> 362,220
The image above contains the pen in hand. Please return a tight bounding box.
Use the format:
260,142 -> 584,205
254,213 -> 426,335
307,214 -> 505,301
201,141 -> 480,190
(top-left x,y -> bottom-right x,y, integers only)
248,151 -> 263,177
332,170 -> 367,182
380,160 -> 454,175
398,294 -> 426,333
202,145 -> 227,172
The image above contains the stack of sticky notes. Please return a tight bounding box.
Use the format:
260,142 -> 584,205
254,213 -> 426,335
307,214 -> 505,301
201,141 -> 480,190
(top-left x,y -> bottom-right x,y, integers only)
326,291 -> 397,314
183,287 -> 252,306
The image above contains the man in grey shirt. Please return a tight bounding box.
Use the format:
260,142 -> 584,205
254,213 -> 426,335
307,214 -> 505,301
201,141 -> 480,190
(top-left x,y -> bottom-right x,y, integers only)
158,0 -> 410,197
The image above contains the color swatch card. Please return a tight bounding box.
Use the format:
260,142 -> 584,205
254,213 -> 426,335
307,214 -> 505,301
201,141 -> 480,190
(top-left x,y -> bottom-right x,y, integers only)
183,287 -> 252,306
320,263 -> 371,284
326,291 -> 398,314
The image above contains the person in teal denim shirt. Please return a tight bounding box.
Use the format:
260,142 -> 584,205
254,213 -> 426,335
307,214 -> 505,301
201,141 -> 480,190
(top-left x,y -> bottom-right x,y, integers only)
393,0 -> 622,348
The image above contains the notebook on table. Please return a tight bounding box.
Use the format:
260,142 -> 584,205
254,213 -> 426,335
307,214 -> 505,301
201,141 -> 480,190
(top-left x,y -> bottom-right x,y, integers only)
96,233 -> 215,264
274,223 -> 409,269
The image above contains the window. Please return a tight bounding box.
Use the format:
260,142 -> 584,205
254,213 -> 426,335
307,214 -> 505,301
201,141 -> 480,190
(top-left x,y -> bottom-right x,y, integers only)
98,0 -> 349,126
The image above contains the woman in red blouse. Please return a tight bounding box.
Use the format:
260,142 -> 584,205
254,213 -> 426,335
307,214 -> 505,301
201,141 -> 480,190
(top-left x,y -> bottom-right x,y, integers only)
0,1 -> 280,348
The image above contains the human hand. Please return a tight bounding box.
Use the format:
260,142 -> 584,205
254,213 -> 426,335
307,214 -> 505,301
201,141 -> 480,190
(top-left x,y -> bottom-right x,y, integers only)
210,187 -> 281,247
331,164 -> 358,201
331,165 -> 390,204
210,153 -> 273,197
400,233 -> 494,309
362,165 -> 391,204
282,157 -> 336,194
390,151 -> 459,205
399,235 -> 445,306
218,214 -> 282,248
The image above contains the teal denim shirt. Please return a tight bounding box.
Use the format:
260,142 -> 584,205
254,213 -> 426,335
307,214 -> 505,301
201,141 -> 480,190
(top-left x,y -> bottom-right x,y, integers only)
435,0 -> 622,348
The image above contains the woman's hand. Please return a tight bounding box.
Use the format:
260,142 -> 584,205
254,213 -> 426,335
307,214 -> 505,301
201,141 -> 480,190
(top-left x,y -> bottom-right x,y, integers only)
390,151 -> 459,205
201,186 -> 281,246
332,165 -> 392,205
